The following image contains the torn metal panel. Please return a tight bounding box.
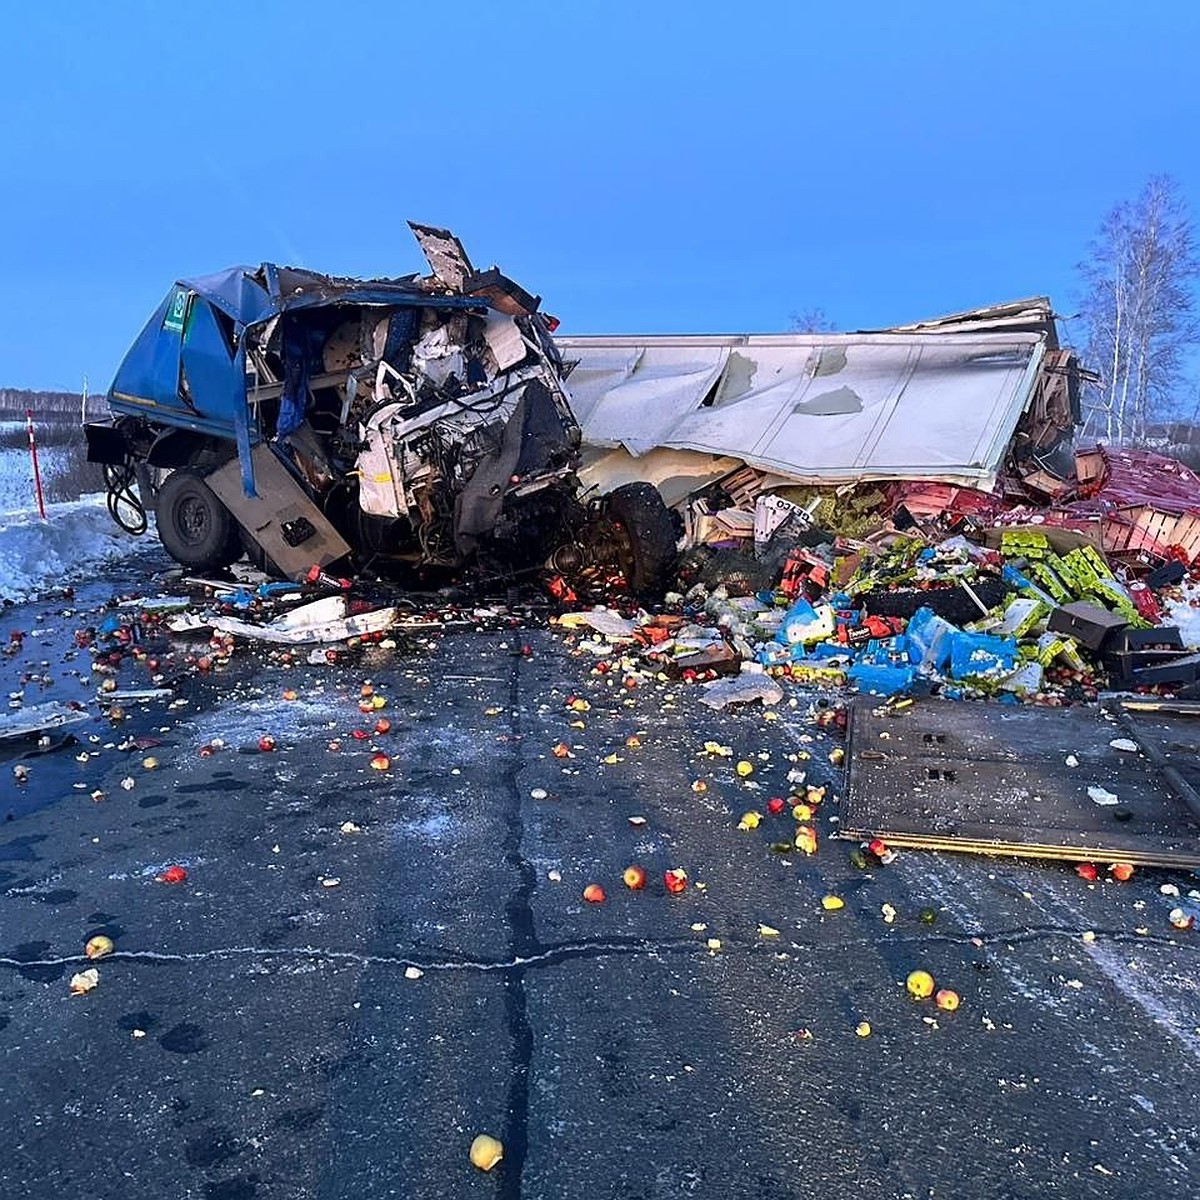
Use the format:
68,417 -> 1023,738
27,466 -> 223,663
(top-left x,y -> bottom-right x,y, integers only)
839,698 -> 1200,867
578,445 -> 748,508
207,445 -> 352,578
558,331 -> 1047,490
208,595 -> 399,644
407,221 -> 475,290
882,296 -> 1060,347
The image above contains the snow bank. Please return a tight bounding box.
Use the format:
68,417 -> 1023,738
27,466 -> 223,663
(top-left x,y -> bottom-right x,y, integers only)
0,494 -> 152,604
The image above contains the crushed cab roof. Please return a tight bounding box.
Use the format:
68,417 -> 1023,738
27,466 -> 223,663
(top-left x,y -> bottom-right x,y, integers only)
179,263 -> 456,328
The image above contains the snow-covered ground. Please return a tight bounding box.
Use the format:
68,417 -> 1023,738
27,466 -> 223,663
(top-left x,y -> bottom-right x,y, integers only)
0,493 -> 151,604
0,446 -> 73,511
1164,582 -> 1200,649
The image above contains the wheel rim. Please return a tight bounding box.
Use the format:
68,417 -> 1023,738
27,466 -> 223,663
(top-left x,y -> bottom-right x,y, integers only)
177,495 -> 212,546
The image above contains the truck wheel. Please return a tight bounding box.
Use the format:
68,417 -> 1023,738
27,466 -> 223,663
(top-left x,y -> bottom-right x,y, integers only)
156,469 -> 241,572
606,483 -> 678,600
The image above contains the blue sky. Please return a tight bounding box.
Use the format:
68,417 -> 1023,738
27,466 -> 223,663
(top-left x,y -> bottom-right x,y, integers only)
3,1 -> 1198,391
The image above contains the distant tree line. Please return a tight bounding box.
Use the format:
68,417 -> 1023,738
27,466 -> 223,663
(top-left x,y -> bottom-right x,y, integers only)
0,388 -> 107,420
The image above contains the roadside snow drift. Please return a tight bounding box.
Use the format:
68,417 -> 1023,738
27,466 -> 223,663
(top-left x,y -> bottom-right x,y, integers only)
0,494 -> 150,603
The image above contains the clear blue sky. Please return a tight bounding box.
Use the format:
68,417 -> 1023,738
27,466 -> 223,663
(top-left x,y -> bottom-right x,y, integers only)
3,1 -> 1198,391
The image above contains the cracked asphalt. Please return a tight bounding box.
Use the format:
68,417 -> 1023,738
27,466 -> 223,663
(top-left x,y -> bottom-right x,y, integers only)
2,550 -> 1200,1199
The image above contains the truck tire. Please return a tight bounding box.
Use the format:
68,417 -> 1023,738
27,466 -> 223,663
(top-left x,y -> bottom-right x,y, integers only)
156,469 -> 241,572
606,483 -> 678,600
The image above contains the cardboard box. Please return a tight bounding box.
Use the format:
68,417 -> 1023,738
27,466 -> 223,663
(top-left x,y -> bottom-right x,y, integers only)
1046,601 -> 1127,651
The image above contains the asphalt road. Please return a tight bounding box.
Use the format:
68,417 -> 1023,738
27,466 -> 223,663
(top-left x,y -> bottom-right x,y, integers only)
2,551 -> 1199,1199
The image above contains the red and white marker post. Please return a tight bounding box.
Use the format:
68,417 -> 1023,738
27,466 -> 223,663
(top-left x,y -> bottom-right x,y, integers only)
26,409 -> 46,520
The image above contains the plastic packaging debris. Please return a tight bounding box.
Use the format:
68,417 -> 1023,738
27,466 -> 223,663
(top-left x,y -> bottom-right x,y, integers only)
1088,786 -> 1119,806
948,631 -> 1019,681
559,610 -> 638,639
69,968 -> 100,996
699,672 -> 784,709
0,702 -> 91,741
777,598 -> 837,647
209,596 -> 399,644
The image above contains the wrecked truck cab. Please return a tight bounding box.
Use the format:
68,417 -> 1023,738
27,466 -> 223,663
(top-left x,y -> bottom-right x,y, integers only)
86,224 -> 675,598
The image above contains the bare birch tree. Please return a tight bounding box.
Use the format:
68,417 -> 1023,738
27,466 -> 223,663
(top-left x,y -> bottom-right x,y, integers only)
789,307 -> 837,333
1078,175 -> 1199,443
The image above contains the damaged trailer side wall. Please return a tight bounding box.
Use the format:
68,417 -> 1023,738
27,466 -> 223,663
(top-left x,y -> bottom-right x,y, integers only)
558,332 -> 1047,491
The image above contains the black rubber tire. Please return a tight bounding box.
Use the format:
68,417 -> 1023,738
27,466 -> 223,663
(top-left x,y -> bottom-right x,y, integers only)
606,483 -> 677,600
155,469 -> 241,572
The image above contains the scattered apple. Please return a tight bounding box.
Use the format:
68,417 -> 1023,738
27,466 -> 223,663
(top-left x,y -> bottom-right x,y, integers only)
622,865 -> 647,890
664,868 -> 688,895
1169,907 -> 1195,930
906,969 -> 935,999
582,883 -> 606,903
370,753 -> 391,771
469,1134 -> 504,1171
258,735 -> 275,752
85,935 -> 114,960
935,988 -> 960,1011
157,865 -> 188,884
1075,862 -> 1098,881
766,797 -> 785,815
1110,862 -> 1135,882
374,718 -> 391,734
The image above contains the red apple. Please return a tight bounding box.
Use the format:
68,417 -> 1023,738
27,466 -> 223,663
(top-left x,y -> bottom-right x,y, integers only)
583,883 -> 606,903
664,868 -> 688,895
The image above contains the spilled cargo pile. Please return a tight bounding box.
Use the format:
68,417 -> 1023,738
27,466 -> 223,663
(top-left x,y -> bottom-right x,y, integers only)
637,441 -> 1200,709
